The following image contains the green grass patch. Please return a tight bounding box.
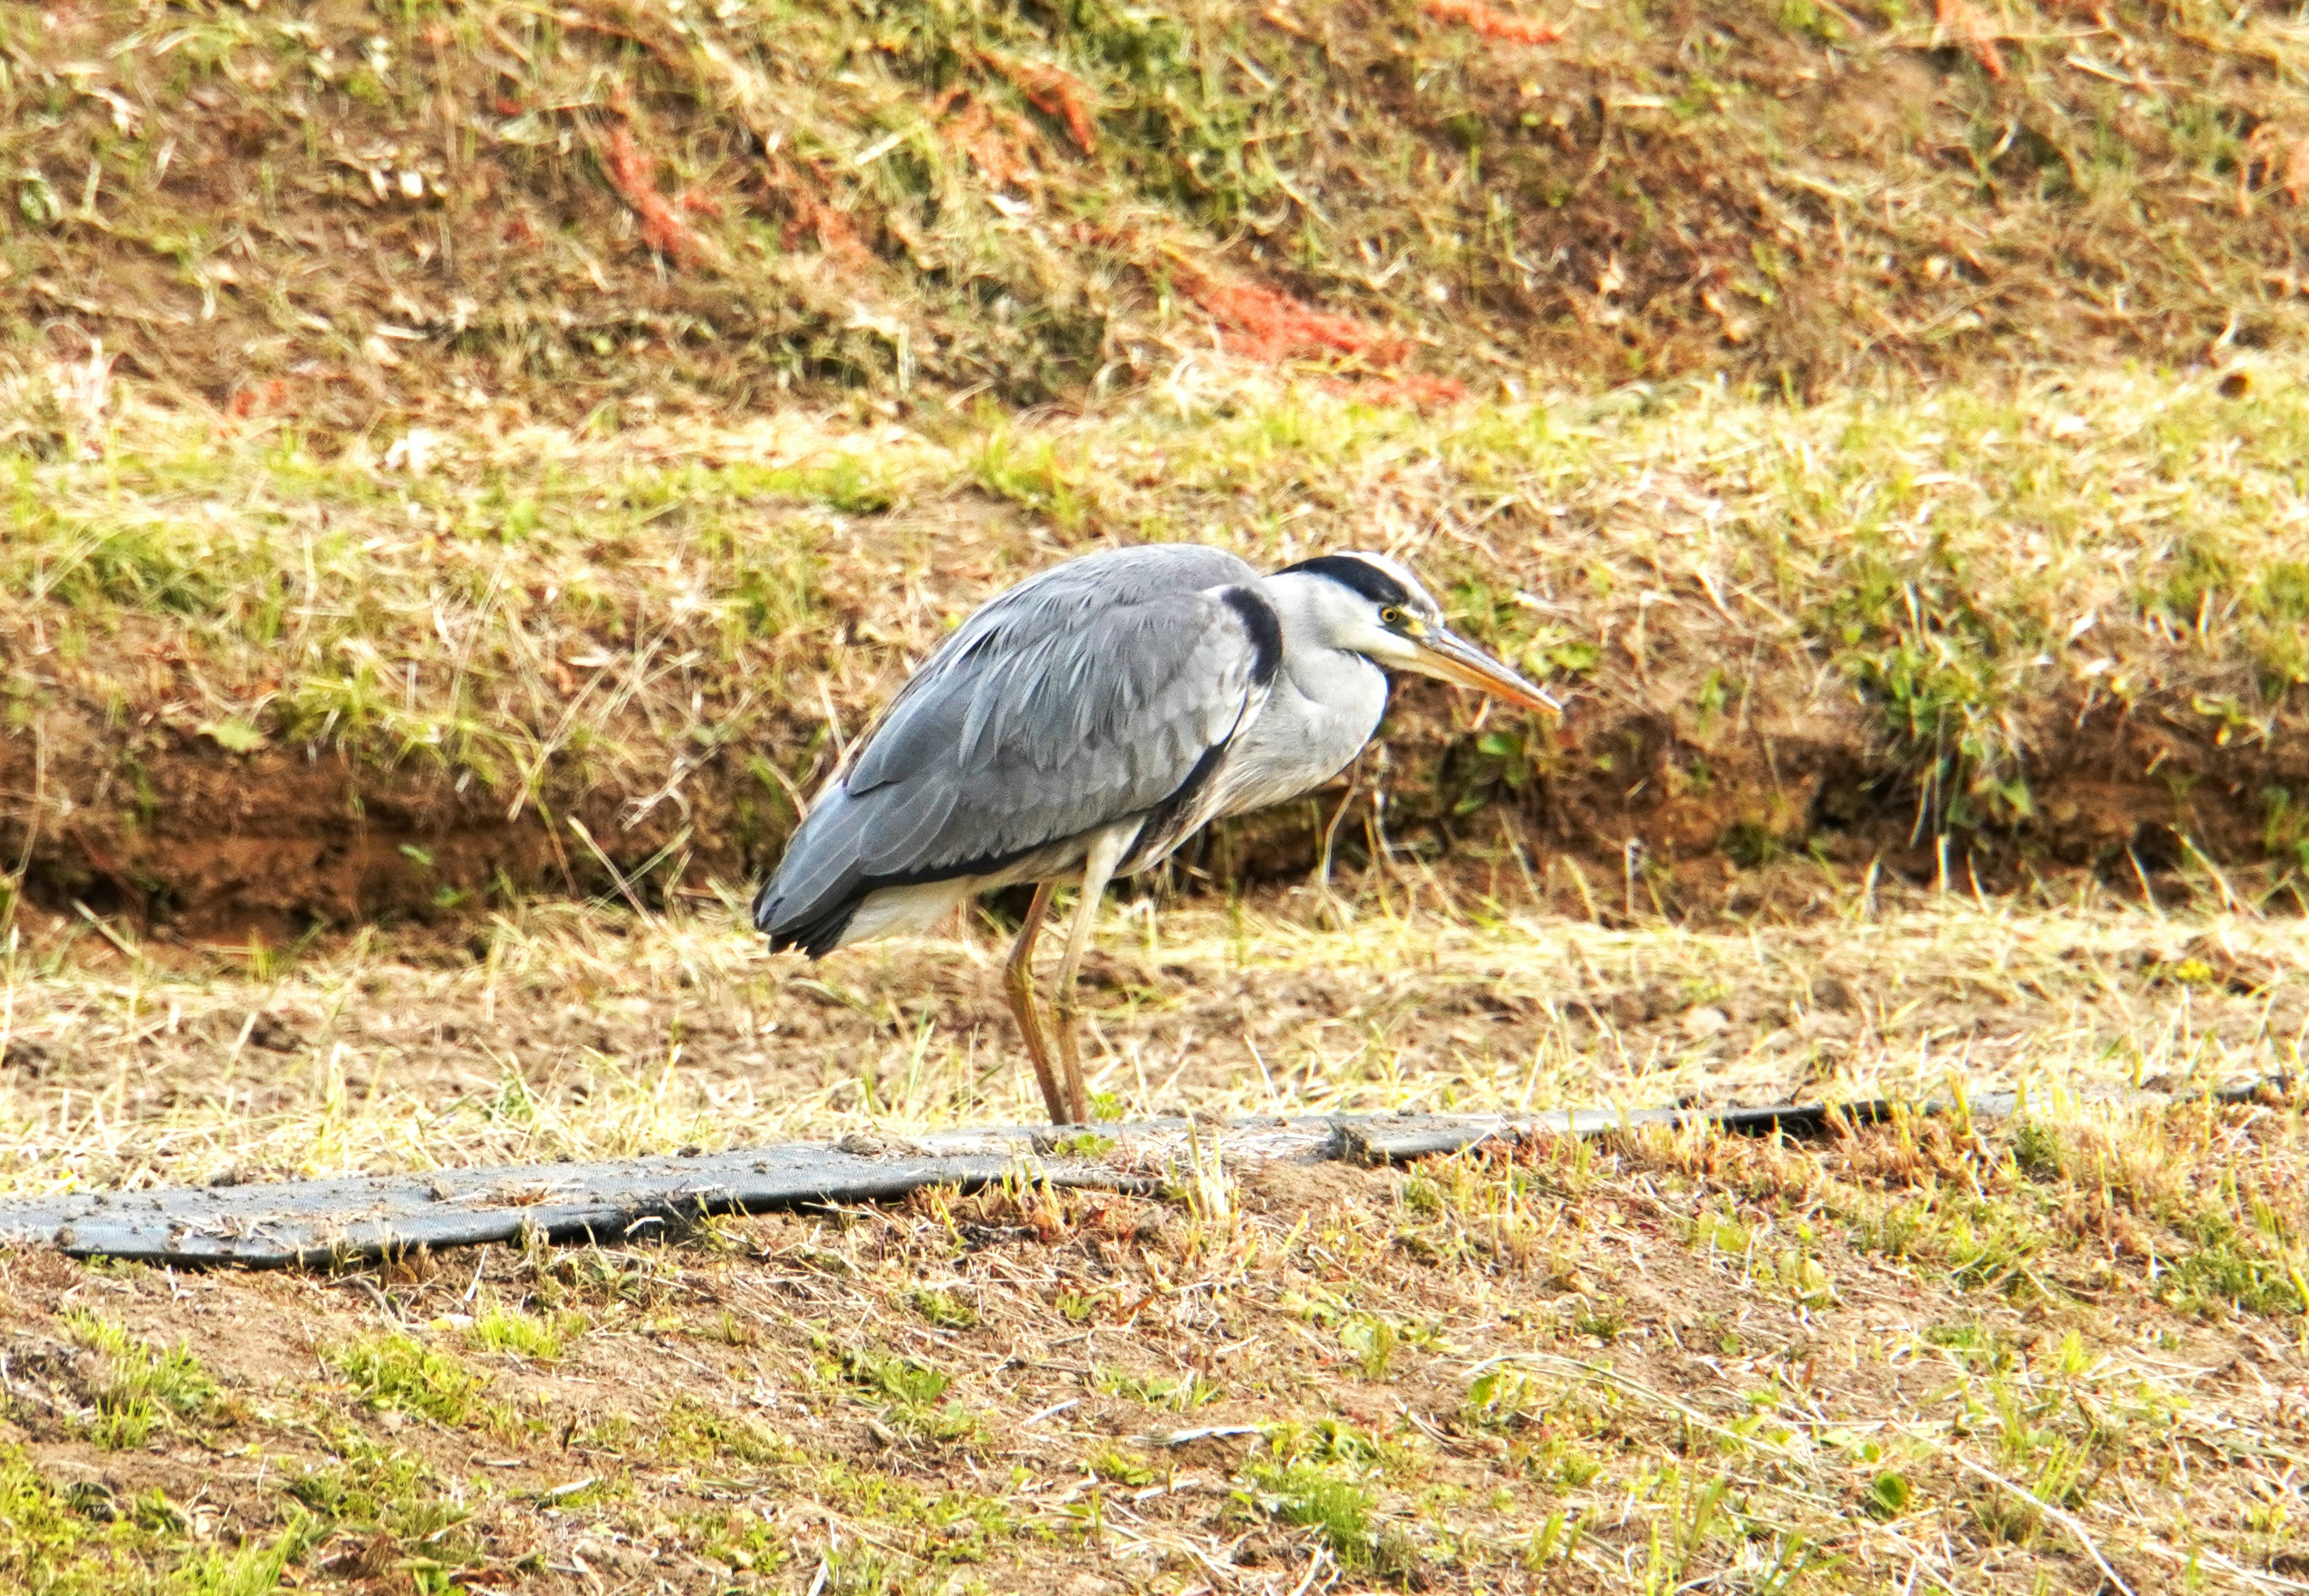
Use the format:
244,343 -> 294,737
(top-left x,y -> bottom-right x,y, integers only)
60,1310 -> 219,1450
823,1345 -> 976,1443
467,1303 -> 586,1362
1092,1365 -> 1219,1411
653,1398 -> 797,1469
907,1288 -> 977,1330
814,1462 -> 1019,1564
1240,1458 -> 1413,1573
325,1335 -> 488,1426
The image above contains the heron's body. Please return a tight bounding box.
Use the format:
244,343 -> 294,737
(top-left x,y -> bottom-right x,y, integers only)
753,543 -> 1555,1123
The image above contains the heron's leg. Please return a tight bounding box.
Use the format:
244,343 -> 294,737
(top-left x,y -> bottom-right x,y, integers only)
1003,881 -> 1067,1125
1052,830 -> 1129,1126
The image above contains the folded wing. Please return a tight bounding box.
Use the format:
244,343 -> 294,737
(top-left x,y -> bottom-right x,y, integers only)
754,545 -> 1280,955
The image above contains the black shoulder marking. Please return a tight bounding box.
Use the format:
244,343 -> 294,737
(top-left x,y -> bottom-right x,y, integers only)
1278,553 -> 1411,609
1220,586 -> 1283,686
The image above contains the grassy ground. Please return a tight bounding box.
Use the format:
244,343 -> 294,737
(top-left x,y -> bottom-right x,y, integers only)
9,359 -> 2309,936
1,872 -> 2305,1193
10,8 -> 2309,1585
4,871 -> 2306,1590
1,879 -> 2304,1595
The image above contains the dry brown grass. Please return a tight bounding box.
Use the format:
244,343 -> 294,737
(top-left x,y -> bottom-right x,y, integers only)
2,869 -> 2302,1193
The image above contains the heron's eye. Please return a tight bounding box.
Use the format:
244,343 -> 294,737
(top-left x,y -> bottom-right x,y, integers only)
1378,605 -> 1405,628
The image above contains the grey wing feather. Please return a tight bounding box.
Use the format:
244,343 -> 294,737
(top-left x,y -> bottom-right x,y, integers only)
755,545 -> 1272,953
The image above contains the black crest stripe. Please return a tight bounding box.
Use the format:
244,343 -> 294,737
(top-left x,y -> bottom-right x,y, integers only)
1278,554 -> 1411,609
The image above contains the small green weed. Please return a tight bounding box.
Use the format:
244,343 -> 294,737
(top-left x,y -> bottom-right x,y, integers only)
0,1443 -> 171,1587
1866,1471 -> 1913,1519
1464,1366 -> 1548,1431
1087,1445 -> 1154,1486
61,1309 -> 218,1449
654,1398 -> 796,1467
2153,1226 -> 2307,1319
2010,1122 -> 2064,1181
286,1440 -> 475,1557
168,1511 -> 321,1596
769,455 -> 897,516
1094,1366 -> 1218,1411
816,1461 -> 1019,1558
468,1304 -> 586,1361
326,1335 -> 487,1425
827,1346 -> 975,1442
1572,1306 -> 1626,1342
1920,1322 -> 2018,1373
907,1288 -> 977,1330
1340,1315 -> 1399,1380
1242,1460 -> 1405,1571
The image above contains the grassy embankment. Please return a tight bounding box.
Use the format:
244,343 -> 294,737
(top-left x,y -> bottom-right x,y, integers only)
7,364 -> 2309,939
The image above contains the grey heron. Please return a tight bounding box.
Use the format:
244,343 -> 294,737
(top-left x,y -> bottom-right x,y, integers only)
752,545 -> 1559,1124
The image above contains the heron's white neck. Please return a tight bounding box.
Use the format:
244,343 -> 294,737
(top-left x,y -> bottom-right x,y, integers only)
1205,571 -> 1391,817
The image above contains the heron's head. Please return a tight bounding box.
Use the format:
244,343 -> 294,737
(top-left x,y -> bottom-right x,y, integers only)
1275,551 -> 1560,714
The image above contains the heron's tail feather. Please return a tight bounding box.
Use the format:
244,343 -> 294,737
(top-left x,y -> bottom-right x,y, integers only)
760,895 -> 859,959
753,778 -> 874,956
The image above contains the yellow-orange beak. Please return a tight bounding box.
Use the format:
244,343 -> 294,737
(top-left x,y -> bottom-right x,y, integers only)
1408,629 -> 1562,714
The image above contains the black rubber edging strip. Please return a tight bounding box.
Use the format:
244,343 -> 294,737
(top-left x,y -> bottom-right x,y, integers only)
0,1076 -> 2289,1269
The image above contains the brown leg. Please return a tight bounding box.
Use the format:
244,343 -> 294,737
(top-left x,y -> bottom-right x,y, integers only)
1051,830 -> 1128,1126
1003,881 -> 1067,1124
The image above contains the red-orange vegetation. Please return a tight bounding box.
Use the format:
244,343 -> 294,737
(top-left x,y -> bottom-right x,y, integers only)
1934,0 -> 2007,79
1192,275 -> 1404,363
228,378 -> 296,418
978,50 -> 1097,154
762,153 -> 877,271
1423,0 -> 1561,46
937,89 -> 1041,192
1148,245 -> 1411,366
2245,123 -> 2309,206
599,123 -> 703,263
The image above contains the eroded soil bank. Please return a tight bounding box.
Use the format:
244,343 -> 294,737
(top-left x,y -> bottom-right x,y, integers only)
9,649 -> 2304,942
